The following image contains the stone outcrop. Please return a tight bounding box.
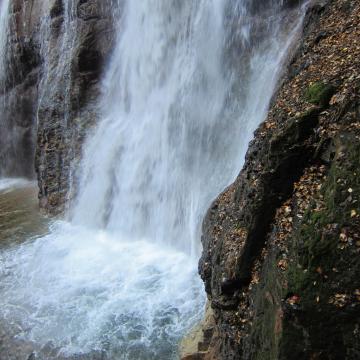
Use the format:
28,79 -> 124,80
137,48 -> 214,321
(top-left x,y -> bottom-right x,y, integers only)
35,0 -> 116,214
197,0 -> 360,358
2,0 -> 117,214
0,0 -> 42,178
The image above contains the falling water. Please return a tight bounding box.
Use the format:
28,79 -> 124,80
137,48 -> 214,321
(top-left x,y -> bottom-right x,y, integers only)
0,1 -> 306,359
72,0 -> 229,256
72,0 -> 304,256
0,0 -> 37,178
0,0 -> 11,176
0,0 -> 9,80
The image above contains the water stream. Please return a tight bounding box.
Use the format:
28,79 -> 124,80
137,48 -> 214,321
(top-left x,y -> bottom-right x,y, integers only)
0,0 -> 11,176
0,1 -> 307,359
0,0 -> 9,77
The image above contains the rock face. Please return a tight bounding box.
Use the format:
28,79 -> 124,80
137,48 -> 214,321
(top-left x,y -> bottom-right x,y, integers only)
198,0 -> 360,358
35,0 -> 117,214
0,0 -> 41,178
2,0 -> 116,213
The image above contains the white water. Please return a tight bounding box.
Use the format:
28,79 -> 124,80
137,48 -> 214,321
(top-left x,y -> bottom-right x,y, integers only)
0,0 -> 9,83
0,1 -> 306,359
0,177 -> 32,192
0,0 -> 37,177
0,0 -> 10,176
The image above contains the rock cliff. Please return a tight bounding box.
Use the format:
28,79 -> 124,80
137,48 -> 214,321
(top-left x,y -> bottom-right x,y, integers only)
3,0 -> 116,213
0,0 -> 41,178
35,0 -> 116,214
197,0 -> 360,358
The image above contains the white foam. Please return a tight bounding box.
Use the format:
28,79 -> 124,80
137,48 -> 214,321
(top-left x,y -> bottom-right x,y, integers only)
0,222 -> 204,357
0,178 -> 33,192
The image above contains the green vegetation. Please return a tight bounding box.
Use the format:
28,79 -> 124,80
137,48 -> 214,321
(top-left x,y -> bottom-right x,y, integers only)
305,81 -> 336,106
283,134 -> 360,359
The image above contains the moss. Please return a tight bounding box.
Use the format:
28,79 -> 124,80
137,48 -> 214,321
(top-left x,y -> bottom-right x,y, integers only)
245,133 -> 360,360
269,108 -> 319,156
305,81 -> 336,106
248,251 -> 286,360
279,321 -> 307,360
295,136 -> 357,264
282,133 -> 360,359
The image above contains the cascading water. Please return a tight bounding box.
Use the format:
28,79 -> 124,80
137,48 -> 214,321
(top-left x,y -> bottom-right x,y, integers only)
0,0 -> 9,78
0,0 -> 307,359
0,0 -> 11,176
0,0 -> 37,178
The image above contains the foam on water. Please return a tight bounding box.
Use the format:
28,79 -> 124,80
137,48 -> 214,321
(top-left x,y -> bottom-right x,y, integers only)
0,178 -> 32,192
0,222 -> 203,358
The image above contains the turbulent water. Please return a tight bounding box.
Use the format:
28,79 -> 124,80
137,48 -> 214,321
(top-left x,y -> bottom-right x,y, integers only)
0,0 -> 306,359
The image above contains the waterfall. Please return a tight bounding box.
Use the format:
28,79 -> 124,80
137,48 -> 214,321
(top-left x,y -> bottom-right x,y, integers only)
73,0 -> 228,256
0,1 -> 306,359
0,0 -> 11,176
72,0 -> 303,256
0,0 -> 38,178
0,0 -> 9,82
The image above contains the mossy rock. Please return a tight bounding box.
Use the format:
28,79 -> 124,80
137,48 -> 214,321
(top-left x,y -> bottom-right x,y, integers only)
305,81 -> 336,106
269,107 -> 319,157
282,132 -> 360,359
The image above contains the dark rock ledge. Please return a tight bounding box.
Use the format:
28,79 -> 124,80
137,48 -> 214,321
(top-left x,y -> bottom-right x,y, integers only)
193,0 -> 360,358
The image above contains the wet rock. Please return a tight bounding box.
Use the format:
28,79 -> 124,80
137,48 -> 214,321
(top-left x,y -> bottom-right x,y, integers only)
33,0 -> 117,215
305,81 -> 336,106
1,0 -> 117,213
0,1 -> 42,178
50,0 -> 64,19
198,0 -> 360,358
